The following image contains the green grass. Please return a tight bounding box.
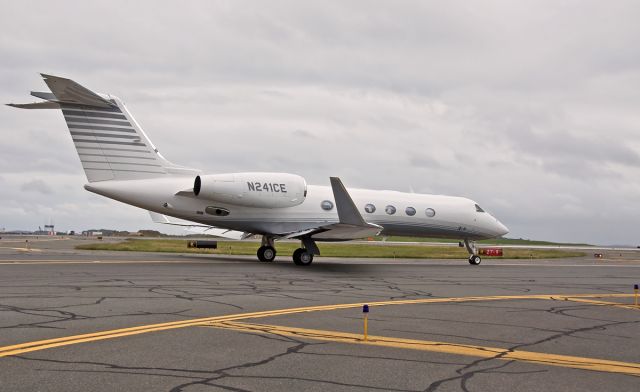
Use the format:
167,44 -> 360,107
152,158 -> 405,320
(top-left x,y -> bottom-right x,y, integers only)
76,239 -> 585,259
372,236 -> 591,246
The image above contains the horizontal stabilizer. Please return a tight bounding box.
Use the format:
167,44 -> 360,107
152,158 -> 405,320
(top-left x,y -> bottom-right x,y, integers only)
30,91 -> 56,100
8,74 -> 116,109
41,74 -> 115,108
6,101 -> 61,109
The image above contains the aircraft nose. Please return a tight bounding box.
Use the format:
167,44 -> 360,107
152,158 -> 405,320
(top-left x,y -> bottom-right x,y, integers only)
495,220 -> 509,237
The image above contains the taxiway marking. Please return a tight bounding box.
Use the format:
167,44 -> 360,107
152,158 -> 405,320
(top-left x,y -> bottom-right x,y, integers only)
0,294 -> 636,359
559,297 -> 639,310
206,321 -> 640,377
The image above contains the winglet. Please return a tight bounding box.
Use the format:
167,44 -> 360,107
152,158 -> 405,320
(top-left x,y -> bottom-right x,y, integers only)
330,177 -> 367,226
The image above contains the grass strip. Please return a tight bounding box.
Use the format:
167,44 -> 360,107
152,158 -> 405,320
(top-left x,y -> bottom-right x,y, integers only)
77,239 -> 585,259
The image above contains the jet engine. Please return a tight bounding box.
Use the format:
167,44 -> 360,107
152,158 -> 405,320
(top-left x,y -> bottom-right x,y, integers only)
193,172 -> 307,208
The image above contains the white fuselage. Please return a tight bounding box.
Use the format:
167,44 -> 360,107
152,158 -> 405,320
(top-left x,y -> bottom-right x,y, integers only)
86,177 -> 509,241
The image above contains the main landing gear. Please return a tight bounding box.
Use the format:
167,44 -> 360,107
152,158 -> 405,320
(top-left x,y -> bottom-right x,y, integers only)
257,236 -> 276,262
463,239 -> 482,265
256,235 -> 318,266
293,248 -> 314,266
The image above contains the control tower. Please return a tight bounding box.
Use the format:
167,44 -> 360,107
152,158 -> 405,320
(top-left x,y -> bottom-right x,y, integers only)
44,222 -> 55,236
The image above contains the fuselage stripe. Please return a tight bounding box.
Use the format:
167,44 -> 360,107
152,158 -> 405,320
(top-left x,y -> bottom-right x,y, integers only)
78,153 -> 157,160
80,160 -> 163,167
68,124 -> 137,133
65,116 -> 132,127
72,139 -> 146,147
70,131 -> 139,139
61,110 -> 126,120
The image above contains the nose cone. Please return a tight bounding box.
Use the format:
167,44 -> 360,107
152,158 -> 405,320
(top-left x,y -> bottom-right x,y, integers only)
495,220 -> 509,237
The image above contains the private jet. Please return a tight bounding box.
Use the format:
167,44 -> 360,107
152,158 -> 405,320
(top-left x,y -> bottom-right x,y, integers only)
8,74 -> 509,265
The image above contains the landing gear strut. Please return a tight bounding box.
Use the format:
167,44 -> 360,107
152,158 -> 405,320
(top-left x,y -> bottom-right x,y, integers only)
257,236 -> 276,262
464,239 -> 481,265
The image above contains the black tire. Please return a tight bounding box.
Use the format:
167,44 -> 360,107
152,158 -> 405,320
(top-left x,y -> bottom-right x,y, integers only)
469,255 -> 481,265
257,246 -> 276,262
293,248 -> 313,266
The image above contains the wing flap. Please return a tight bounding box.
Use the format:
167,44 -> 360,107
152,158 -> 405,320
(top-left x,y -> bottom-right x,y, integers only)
286,223 -> 381,241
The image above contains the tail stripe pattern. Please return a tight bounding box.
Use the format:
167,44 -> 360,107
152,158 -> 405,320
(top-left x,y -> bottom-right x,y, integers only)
9,74 -> 199,182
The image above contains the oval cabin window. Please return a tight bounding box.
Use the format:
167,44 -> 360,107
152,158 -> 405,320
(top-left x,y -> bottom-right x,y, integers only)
364,203 -> 376,213
321,200 -> 334,211
405,207 -> 416,216
425,208 -> 436,217
385,205 -> 396,215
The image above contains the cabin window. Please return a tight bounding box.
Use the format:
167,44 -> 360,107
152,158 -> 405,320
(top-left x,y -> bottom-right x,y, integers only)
425,208 -> 436,217
405,207 -> 416,216
364,203 -> 376,213
385,205 -> 396,215
321,200 -> 334,211
475,204 -> 485,212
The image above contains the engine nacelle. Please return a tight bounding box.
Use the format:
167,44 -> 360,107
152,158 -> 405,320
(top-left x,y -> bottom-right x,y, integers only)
193,172 -> 307,208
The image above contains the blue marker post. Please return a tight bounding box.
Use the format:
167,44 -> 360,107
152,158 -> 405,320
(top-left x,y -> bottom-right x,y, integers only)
634,284 -> 638,307
362,304 -> 369,341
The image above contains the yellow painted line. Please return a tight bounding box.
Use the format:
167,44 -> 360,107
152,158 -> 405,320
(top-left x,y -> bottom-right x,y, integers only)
563,297 -> 639,310
206,321 -> 640,377
0,293 -> 635,358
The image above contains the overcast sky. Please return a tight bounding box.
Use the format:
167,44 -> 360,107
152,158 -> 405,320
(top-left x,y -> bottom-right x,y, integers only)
1,1 -> 639,244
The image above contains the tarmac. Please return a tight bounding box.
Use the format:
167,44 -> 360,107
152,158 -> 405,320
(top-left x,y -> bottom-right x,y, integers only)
0,236 -> 639,391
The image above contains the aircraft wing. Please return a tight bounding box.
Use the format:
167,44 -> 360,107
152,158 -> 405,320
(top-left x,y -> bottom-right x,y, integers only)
148,211 -> 251,240
285,177 -> 382,241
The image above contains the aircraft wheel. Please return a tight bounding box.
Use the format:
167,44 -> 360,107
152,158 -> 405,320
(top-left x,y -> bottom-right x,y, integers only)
293,248 -> 313,266
257,246 -> 276,262
469,255 -> 481,265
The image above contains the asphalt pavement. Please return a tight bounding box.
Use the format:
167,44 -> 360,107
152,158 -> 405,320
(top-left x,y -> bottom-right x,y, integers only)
0,236 -> 639,391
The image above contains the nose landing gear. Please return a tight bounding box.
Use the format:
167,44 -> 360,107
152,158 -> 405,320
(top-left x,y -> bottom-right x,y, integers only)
468,255 -> 481,265
464,239 -> 482,265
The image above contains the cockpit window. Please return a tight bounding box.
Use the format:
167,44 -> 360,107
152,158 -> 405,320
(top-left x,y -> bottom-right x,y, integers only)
475,204 -> 485,213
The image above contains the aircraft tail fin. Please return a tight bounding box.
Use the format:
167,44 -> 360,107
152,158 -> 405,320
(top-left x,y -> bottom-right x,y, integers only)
8,74 -> 198,182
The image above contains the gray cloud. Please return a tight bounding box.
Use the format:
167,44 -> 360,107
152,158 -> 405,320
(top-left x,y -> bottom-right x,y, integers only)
20,179 -> 53,195
1,1 -> 640,244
